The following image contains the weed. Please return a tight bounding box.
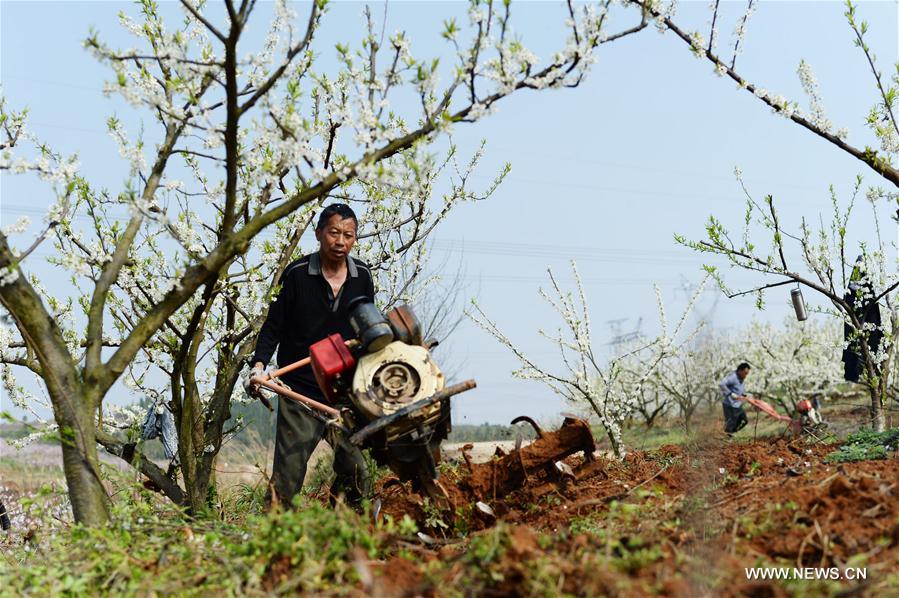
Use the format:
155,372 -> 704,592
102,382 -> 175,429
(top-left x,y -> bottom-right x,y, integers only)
466,525 -> 509,568
437,458 -> 463,477
421,497 -> 450,534
679,494 -> 708,515
738,508 -> 777,539
610,537 -> 664,574
541,493 -> 563,507
649,451 -> 683,468
634,487 -> 654,499
453,503 -> 473,536
570,513 -> 603,538
660,518 -> 681,532
825,427 -> 899,463
524,555 -> 567,597
457,524 -> 513,590
223,481 -> 267,518
382,512 -> 419,537
301,451 -> 335,495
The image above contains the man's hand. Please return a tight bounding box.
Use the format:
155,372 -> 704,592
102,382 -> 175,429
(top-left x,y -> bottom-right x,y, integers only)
243,362 -> 289,406
243,362 -> 267,399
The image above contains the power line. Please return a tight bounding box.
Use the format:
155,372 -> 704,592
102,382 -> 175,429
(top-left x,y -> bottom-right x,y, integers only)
467,171 -> 742,203
484,143 -> 828,195
2,75 -> 103,94
429,238 -> 714,266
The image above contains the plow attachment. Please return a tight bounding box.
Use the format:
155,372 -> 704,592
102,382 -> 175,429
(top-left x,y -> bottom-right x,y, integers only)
459,415 -> 597,501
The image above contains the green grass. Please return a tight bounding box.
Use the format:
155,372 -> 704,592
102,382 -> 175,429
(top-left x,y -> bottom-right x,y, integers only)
615,407 -> 791,453
1,486 -> 388,595
619,425 -> 693,451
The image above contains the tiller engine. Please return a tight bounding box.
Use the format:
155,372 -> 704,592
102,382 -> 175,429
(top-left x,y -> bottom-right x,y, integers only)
251,301 -> 475,506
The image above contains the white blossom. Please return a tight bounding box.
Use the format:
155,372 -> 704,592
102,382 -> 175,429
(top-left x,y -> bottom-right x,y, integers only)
797,59 -> 832,133
2,215 -> 30,236
0,266 -> 19,286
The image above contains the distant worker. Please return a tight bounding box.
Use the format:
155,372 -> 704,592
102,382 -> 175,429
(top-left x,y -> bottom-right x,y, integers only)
719,362 -> 751,435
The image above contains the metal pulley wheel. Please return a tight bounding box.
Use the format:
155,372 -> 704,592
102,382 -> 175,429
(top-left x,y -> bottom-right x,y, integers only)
351,341 -> 444,420
386,305 -> 423,346
373,361 -> 421,402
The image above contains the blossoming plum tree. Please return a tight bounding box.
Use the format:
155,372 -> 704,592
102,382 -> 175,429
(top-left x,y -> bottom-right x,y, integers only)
676,175 -> 897,431
653,319 -> 842,432
613,317 -> 841,434
469,263 -> 707,456
741,318 -> 843,416
0,0 -> 654,524
645,331 -> 732,433
629,0 -> 898,430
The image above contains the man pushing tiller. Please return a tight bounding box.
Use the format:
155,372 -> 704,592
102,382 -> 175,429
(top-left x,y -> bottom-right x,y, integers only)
719,362 -> 751,435
718,362 -> 824,436
243,203 -> 373,508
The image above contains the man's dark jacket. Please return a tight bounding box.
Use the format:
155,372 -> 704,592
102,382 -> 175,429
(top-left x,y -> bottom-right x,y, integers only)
252,252 -> 375,396
842,279 -> 882,383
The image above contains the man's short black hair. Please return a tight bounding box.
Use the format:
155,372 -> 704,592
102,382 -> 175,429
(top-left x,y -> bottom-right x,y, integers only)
316,203 -> 358,231
737,362 -> 751,372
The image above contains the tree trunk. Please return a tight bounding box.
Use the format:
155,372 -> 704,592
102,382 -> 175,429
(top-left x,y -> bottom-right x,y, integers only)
0,241 -> 110,525
178,392 -> 207,515
54,395 -> 109,526
179,384 -> 227,515
60,434 -> 109,526
183,357 -> 245,513
870,386 -> 886,432
606,429 -> 622,458
187,455 -> 215,514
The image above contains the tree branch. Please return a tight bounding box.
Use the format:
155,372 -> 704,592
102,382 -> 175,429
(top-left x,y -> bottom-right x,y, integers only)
96,431 -> 186,506
180,0 -> 226,43
628,0 -> 899,187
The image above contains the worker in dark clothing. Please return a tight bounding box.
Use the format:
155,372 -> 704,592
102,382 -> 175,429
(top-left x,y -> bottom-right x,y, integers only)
719,363 -> 751,435
842,256 -> 883,383
244,203 -> 374,507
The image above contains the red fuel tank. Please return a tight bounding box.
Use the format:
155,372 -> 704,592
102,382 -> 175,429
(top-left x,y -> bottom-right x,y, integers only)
310,334 -> 356,401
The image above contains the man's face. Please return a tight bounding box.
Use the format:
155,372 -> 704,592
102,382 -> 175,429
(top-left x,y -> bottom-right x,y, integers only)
315,214 -> 357,263
737,368 -> 750,381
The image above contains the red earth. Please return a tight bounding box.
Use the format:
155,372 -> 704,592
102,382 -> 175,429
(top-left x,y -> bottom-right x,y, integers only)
365,430 -> 899,596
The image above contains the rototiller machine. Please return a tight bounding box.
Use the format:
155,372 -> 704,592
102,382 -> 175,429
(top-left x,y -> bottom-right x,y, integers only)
250,301 -> 475,506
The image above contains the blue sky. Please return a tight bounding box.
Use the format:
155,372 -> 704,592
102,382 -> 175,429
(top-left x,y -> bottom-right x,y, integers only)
1,1 -> 897,424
